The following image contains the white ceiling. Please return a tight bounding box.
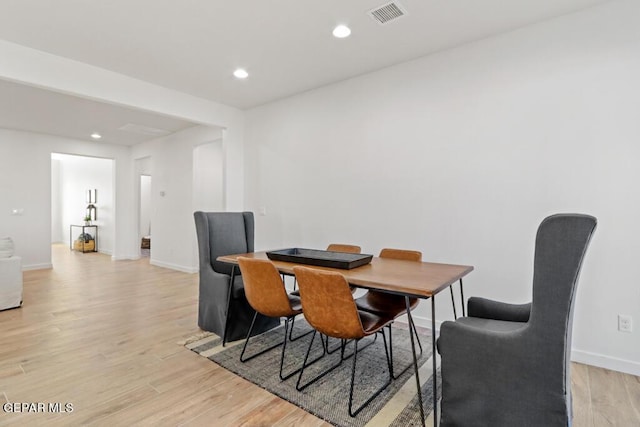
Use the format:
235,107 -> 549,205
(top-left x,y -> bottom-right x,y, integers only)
0,0 -> 610,143
0,79 -> 196,145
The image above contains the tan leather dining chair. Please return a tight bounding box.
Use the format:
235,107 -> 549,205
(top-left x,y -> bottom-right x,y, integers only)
290,243 -> 362,349
326,243 -> 361,253
354,248 -> 423,378
294,266 -> 394,417
238,257 -> 316,380
327,244 -> 361,295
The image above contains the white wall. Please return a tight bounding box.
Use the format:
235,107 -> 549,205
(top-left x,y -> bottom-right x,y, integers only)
0,128 -> 134,268
51,158 -> 62,242
244,0 -> 640,375
51,153 -> 114,253
193,140 -> 225,212
132,125 -> 223,273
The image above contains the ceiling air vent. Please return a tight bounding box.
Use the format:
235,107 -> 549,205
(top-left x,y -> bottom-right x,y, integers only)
368,1 -> 406,25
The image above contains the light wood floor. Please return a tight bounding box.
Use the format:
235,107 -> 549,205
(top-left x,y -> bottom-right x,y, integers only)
0,245 -> 638,426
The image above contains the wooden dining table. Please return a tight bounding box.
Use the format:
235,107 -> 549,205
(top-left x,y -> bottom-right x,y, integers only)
217,250 -> 474,427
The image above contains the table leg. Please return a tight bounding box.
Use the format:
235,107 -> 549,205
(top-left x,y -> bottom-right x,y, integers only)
459,278 -> 465,317
222,265 -> 236,347
449,287 -> 457,319
431,296 -> 438,426
406,296 -> 425,427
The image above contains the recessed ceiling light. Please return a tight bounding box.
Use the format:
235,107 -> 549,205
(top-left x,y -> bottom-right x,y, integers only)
233,68 -> 249,79
90,133 -> 102,140
332,24 -> 351,38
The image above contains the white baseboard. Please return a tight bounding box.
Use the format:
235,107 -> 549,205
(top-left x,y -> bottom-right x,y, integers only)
150,259 -> 197,274
22,263 -> 53,271
111,254 -> 138,261
572,349 -> 640,377
401,313 -> 442,333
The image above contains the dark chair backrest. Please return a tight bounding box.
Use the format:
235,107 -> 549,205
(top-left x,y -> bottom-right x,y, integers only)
194,211 -> 254,276
530,214 -> 597,331
529,213 -> 597,414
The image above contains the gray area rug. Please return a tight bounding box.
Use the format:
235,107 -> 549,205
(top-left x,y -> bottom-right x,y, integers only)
187,319 -> 438,426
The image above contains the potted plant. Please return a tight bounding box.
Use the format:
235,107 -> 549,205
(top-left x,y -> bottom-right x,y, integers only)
84,215 -> 92,226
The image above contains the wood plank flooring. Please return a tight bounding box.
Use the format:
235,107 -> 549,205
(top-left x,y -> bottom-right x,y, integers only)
0,244 -> 638,426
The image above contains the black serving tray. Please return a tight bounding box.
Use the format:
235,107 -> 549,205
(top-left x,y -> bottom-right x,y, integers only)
266,248 -> 373,270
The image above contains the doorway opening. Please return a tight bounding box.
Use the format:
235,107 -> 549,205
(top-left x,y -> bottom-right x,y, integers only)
140,174 -> 152,258
134,156 -> 152,260
51,153 -> 115,256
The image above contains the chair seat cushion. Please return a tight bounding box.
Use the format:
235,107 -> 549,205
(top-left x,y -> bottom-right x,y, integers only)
288,293 -> 302,313
355,291 -> 419,318
358,309 -> 394,335
456,316 -> 527,333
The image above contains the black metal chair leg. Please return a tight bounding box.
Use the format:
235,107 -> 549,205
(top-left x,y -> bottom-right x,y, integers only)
387,320 -> 423,380
323,333 -> 376,357
348,330 -> 392,417
323,334 -> 346,354
296,331 -> 343,392
289,316 -> 296,340
388,324 -> 396,378
288,316 -> 314,342
382,328 -> 393,374
348,340 -> 359,416
240,312 -> 283,363
280,318 -> 324,380
339,333 -> 377,360
239,311 -> 258,361
279,318 -> 292,379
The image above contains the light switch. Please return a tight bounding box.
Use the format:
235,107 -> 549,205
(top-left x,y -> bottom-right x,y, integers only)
11,208 -> 24,216
259,207 -> 267,216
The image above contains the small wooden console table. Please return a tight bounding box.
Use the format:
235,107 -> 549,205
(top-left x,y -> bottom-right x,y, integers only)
70,225 -> 98,253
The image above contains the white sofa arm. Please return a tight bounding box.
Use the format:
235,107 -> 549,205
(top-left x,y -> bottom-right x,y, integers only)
0,256 -> 23,310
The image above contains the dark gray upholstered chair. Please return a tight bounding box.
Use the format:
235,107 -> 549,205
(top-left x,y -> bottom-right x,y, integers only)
437,213 -> 597,427
194,211 -> 279,344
